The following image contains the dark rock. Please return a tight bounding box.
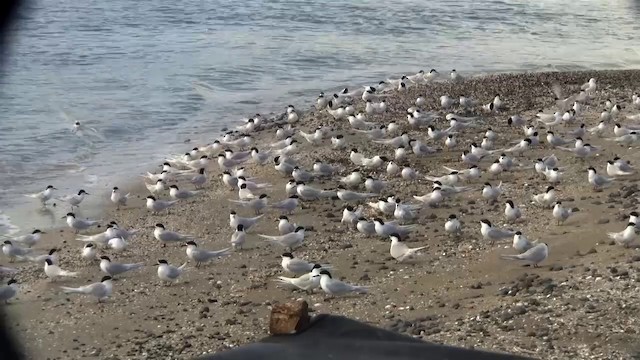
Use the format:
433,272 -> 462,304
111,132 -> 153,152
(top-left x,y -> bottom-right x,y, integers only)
469,282 -> 483,289
609,267 -> 618,274
596,218 -> 610,224
359,274 -> 370,281
325,213 -> 335,218
512,305 -> 527,315
585,248 -> 597,255
339,243 -> 353,249
499,312 -> 514,322
549,264 -> 563,271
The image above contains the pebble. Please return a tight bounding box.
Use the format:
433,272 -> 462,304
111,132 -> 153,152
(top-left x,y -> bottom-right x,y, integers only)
596,218 -> 610,224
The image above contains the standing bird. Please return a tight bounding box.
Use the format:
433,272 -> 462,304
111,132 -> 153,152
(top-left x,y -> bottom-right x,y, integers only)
276,265 -> 324,292
587,167 -> 614,190
44,258 -> 78,281
277,216 -> 296,235
156,260 -> 187,285
229,194 -> 269,215
230,224 -> 246,250
315,270 -> 368,297
269,195 -> 300,215
606,160 -> 634,177
504,200 -> 522,223
552,202 -> 573,225
280,252 -> 330,274
12,229 -> 45,248
153,224 -> 193,247
81,243 -> 97,261
25,185 -> 57,206
479,219 -> 514,244
99,256 -> 144,277
184,241 -> 231,267
56,190 -> 89,210
532,186 -> 557,208
110,187 -> 130,210
389,234 -> 427,262
145,196 -> 179,213
0,279 -> 18,304
60,276 -> 113,303
169,185 -> 201,200
229,211 -> 263,231
482,182 -> 503,203
501,243 -> 549,268
64,213 -> 99,233
191,168 -> 208,189
607,223 -> 638,247
512,231 -> 536,253
259,227 -> 306,251
445,214 -> 462,236
2,240 -> 33,262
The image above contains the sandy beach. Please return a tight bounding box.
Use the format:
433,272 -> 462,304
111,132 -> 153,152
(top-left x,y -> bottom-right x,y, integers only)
4,69 -> 640,360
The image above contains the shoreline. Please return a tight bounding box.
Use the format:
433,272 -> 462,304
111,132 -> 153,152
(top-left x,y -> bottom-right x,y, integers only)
2,67 -> 638,237
2,68 -> 638,236
4,68 -> 640,359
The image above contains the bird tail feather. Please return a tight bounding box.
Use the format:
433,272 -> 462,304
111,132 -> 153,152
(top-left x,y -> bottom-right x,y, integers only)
60,286 -> 84,294
60,270 -> 79,277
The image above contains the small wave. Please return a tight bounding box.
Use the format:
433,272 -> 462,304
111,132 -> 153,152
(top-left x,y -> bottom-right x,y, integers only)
0,211 -> 20,237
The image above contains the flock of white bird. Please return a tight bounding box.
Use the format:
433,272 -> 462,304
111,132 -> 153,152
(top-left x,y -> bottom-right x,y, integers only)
3,69 -> 640,304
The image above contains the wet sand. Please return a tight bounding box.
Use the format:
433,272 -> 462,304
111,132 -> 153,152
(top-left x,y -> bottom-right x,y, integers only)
4,70 -> 640,359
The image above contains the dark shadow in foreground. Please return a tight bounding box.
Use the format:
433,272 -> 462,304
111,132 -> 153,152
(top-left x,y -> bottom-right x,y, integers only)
200,314 -> 533,360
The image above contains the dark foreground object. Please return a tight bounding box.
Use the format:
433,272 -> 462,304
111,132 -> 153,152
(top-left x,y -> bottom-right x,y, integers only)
201,314 -> 533,360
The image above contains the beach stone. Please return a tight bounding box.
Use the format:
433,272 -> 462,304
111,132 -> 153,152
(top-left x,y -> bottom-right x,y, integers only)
549,264 -> 563,271
513,305 -> 527,315
269,300 -> 310,335
596,218 -> 610,224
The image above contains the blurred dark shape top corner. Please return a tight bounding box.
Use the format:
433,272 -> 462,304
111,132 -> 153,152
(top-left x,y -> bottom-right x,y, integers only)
1,0 -> 26,44
0,1 -> 28,360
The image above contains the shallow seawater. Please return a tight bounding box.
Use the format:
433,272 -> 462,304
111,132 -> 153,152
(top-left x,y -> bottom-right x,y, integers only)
1,0 -> 640,234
